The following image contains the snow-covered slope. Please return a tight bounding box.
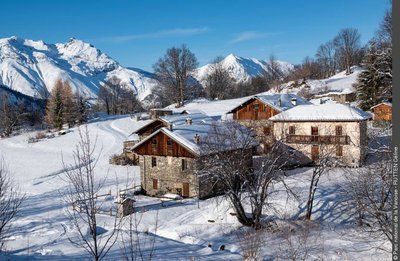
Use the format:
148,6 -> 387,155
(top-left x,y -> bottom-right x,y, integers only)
0,36 -> 159,101
196,54 -> 294,83
277,66 -> 363,96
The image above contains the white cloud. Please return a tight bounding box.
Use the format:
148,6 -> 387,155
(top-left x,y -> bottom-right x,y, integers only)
95,27 -> 209,43
229,31 -> 280,44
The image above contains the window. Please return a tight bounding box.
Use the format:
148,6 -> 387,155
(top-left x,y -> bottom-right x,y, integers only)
151,157 -> 157,167
311,145 -> 319,161
336,145 -> 343,157
152,179 -> 158,189
151,138 -> 157,151
289,126 -> 296,135
167,138 -> 173,154
182,159 -> 187,171
335,126 -> 343,136
254,103 -> 259,110
311,127 -> 318,136
263,126 -> 271,136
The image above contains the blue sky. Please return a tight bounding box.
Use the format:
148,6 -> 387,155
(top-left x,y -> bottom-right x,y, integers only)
1,0 -> 390,71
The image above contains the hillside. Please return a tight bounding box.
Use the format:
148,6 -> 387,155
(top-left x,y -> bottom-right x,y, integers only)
0,112 -> 390,260
275,66 -> 363,97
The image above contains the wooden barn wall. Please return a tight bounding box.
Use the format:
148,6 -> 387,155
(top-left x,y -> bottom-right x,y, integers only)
373,104 -> 392,121
233,99 -> 280,120
137,120 -> 165,136
134,132 -> 195,158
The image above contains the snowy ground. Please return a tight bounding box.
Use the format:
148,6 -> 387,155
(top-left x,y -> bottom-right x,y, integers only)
0,113 -> 392,260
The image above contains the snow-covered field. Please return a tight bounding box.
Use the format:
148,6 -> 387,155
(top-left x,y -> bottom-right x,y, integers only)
0,113 -> 391,260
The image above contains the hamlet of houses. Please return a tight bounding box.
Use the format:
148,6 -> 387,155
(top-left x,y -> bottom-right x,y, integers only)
122,93 -> 391,198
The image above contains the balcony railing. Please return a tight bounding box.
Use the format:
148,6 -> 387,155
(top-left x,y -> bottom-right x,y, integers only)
285,135 -> 349,145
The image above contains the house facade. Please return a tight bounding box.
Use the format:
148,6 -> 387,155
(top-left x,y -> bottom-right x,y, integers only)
132,122 -> 256,199
227,94 -> 311,152
270,104 -> 371,167
371,102 -> 392,122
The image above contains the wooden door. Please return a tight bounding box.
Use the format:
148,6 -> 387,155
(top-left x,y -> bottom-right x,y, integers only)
311,145 -> 319,161
182,183 -> 190,197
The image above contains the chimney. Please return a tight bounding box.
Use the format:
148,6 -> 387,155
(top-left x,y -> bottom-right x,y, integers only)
194,134 -> 200,144
168,123 -> 173,131
278,98 -> 282,107
185,117 -> 193,125
291,98 -> 297,106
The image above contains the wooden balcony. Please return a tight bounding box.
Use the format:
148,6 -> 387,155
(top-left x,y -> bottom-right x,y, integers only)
285,135 -> 349,145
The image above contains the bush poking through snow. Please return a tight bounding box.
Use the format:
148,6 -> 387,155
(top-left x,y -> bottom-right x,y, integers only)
0,158 -> 25,252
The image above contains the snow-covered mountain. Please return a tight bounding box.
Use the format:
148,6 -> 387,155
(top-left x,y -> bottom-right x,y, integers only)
0,36 -> 159,102
195,54 -> 294,83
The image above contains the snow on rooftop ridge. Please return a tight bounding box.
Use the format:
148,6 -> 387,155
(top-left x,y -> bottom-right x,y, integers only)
370,102 -> 392,109
270,104 -> 372,121
255,93 -> 311,111
133,121 -> 258,156
160,112 -> 214,126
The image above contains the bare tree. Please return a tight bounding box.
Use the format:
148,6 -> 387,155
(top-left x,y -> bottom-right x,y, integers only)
204,56 -> 235,100
316,41 -> 337,78
120,210 -> 159,261
197,122 -> 290,229
98,77 -> 142,115
304,144 -> 339,220
237,228 -> 264,260
276,220 -> 324,260
0,93 -> 20,137
62,126 -> 120,260
268,54 -> 283,84
153,45 -> 199,107
0,158 -> 25,251
342,128 -> 392,243
333,28 -> 362,74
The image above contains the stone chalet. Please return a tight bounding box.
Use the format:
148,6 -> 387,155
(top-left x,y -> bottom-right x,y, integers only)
370,102 -> 392,122
123,112 -> 215,158
227,94 -> 311,152
131,121 -> 257,199
270,103 -> 372,167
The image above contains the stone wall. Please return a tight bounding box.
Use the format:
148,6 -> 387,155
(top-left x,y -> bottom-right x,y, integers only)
139,155 -> 198,197
273,121 -> 368,167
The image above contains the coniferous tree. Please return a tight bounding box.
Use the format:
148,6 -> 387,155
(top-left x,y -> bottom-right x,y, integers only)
45,80 -> 74,130
355,9 -> 392,110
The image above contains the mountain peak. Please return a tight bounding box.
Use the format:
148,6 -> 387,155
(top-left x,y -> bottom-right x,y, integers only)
225,53 -> 239,62
0,37 -> 159,104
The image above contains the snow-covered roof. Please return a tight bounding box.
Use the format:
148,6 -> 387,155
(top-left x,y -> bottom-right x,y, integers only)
159,112 -> 215,125
180,109 -> 206,115
132,121 -> 258,156
270,104 -> 372,122
228,93 -> 311,113
256,94 -> 311,111
370,102 -> 392,110
131,112 -> 214,136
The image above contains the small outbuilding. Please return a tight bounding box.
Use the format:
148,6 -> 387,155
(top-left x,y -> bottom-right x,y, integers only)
370,102 -> 392,122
